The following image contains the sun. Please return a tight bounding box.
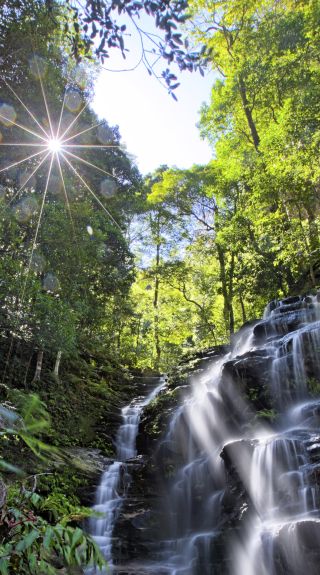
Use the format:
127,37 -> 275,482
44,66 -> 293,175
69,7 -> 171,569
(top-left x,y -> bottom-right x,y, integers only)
47,138 -> 62,153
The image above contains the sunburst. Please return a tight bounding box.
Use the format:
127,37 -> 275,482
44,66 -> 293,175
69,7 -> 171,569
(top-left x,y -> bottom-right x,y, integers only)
0,57 -> 127,307
0,59 -> 126,381
0,60 -> 122,246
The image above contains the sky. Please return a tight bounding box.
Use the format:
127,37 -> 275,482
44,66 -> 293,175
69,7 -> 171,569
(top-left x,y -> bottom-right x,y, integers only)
92,17 -> 214,175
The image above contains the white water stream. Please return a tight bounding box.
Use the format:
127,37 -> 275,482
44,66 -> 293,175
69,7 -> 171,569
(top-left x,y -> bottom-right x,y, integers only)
86,377 -> 165,574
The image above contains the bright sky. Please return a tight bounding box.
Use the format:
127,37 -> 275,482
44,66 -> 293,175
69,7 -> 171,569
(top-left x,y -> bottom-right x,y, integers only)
92,17 -> 214,175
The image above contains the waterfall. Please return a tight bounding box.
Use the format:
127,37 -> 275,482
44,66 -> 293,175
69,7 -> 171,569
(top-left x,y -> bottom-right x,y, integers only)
86,377 -> 165,574
154,294 -> 320,575
85,294 -> 320,575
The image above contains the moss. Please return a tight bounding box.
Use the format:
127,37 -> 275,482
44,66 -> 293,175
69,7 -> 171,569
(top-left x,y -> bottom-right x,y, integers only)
142,387 -> 182,442
37,465 -> 88,507
306,377 -> 320,396
254,408 -> 278,423
32,357 -> 133,455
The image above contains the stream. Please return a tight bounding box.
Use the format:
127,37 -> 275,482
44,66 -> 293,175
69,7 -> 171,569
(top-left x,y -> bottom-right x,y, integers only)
86,377 -> 165,574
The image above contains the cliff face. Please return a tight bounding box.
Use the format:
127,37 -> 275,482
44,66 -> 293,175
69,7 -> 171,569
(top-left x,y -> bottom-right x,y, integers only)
111,295 -> 320,574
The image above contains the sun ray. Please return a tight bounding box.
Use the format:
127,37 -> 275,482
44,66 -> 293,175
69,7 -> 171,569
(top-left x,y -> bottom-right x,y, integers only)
0,143 -> 47,147
61,120 -> 111,144
21,153 -> 55,301
56,152 -> 77,236
63,144 -> 121,149
58,101 -> 89,141
63,148 -> 116,179
36,59 -> 54,138
0,111 -> 48,142
0,149 -> 47,174
61,152 -> 122,231
4,80 -> 50,139
9,151 -> 51,205
56,89 -> 68,140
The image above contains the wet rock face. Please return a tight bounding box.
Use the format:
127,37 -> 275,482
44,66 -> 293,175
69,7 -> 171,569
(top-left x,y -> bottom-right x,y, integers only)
219,440 -> 255,527
267,520 -> 320,575
112,456 -> 162,563
137,346 -> 230,454
254,296 -> 318,342
113,347 -> 231,570
222,352 -> 273,410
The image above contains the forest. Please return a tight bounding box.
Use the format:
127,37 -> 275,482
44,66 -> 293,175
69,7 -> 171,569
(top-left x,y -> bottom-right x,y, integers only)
1,1 -> 320,574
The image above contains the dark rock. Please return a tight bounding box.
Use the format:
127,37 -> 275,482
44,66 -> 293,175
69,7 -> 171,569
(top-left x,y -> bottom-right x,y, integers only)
178,345 -> 230,365
277,301 -> 306,314
270,519 -> 320,575
222,353 -> 273,410
62,447 -> 112,475
113,455 -> 163,564
253,307 -> 317,344
220,439 -> 255,504
304,295 -> 313,304
281,296 -> 301,305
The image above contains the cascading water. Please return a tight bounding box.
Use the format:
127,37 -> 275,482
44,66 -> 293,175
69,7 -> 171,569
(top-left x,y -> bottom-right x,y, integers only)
154,294 -> 320,575
86,377 -> 165,574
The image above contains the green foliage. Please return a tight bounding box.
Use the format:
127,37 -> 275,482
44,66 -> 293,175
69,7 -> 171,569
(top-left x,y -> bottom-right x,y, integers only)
254,409 -> 278,424
0,393 -> 58,466
39,491 -> 94,525
0,23 -> 140,380
0,487 -> 105,574
120,0 -> 320,368
306,377 -> 320,397
0,395 -> 106,575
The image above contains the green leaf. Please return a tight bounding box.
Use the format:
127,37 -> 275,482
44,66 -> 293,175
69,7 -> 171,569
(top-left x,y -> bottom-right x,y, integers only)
43,526 -> 54,550
28,552 -> 37,572
15,529 -> 40,552
63,544 -> 72,564
30,493 -> 41,507
0,459 -> 23,475
71,527 -> 83,549
0,558 -> 9,575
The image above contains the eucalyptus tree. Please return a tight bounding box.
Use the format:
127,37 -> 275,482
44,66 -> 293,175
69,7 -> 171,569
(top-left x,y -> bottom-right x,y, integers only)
190,0 -> 320,290
148,163 -> 251,336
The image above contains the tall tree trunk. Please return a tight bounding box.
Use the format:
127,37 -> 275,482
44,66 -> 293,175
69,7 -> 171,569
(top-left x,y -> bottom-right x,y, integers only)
217,245 -> 235,336
239,291 -> 247,324
33,350 -> 43,382
180,285 -> 217,344
238,76 -> 260,151
23,353 -> 33,388
136,316 -> 141,352
228,253 -> 235,335
154,242 -> 161,369
306,205 -> 319,287
117,323 -> 122,350
53,350 -> 62,379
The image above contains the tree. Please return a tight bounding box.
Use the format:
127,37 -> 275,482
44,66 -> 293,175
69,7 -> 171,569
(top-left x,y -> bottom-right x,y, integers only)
0,30 -> 139,381
0,0 -> 207,97
58,0 -> 207,94
193,0 -> 320,289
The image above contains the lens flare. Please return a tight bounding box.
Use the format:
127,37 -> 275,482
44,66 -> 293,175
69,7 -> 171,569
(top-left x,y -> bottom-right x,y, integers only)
0,60 -> 124,298
48,138 -> 62,153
